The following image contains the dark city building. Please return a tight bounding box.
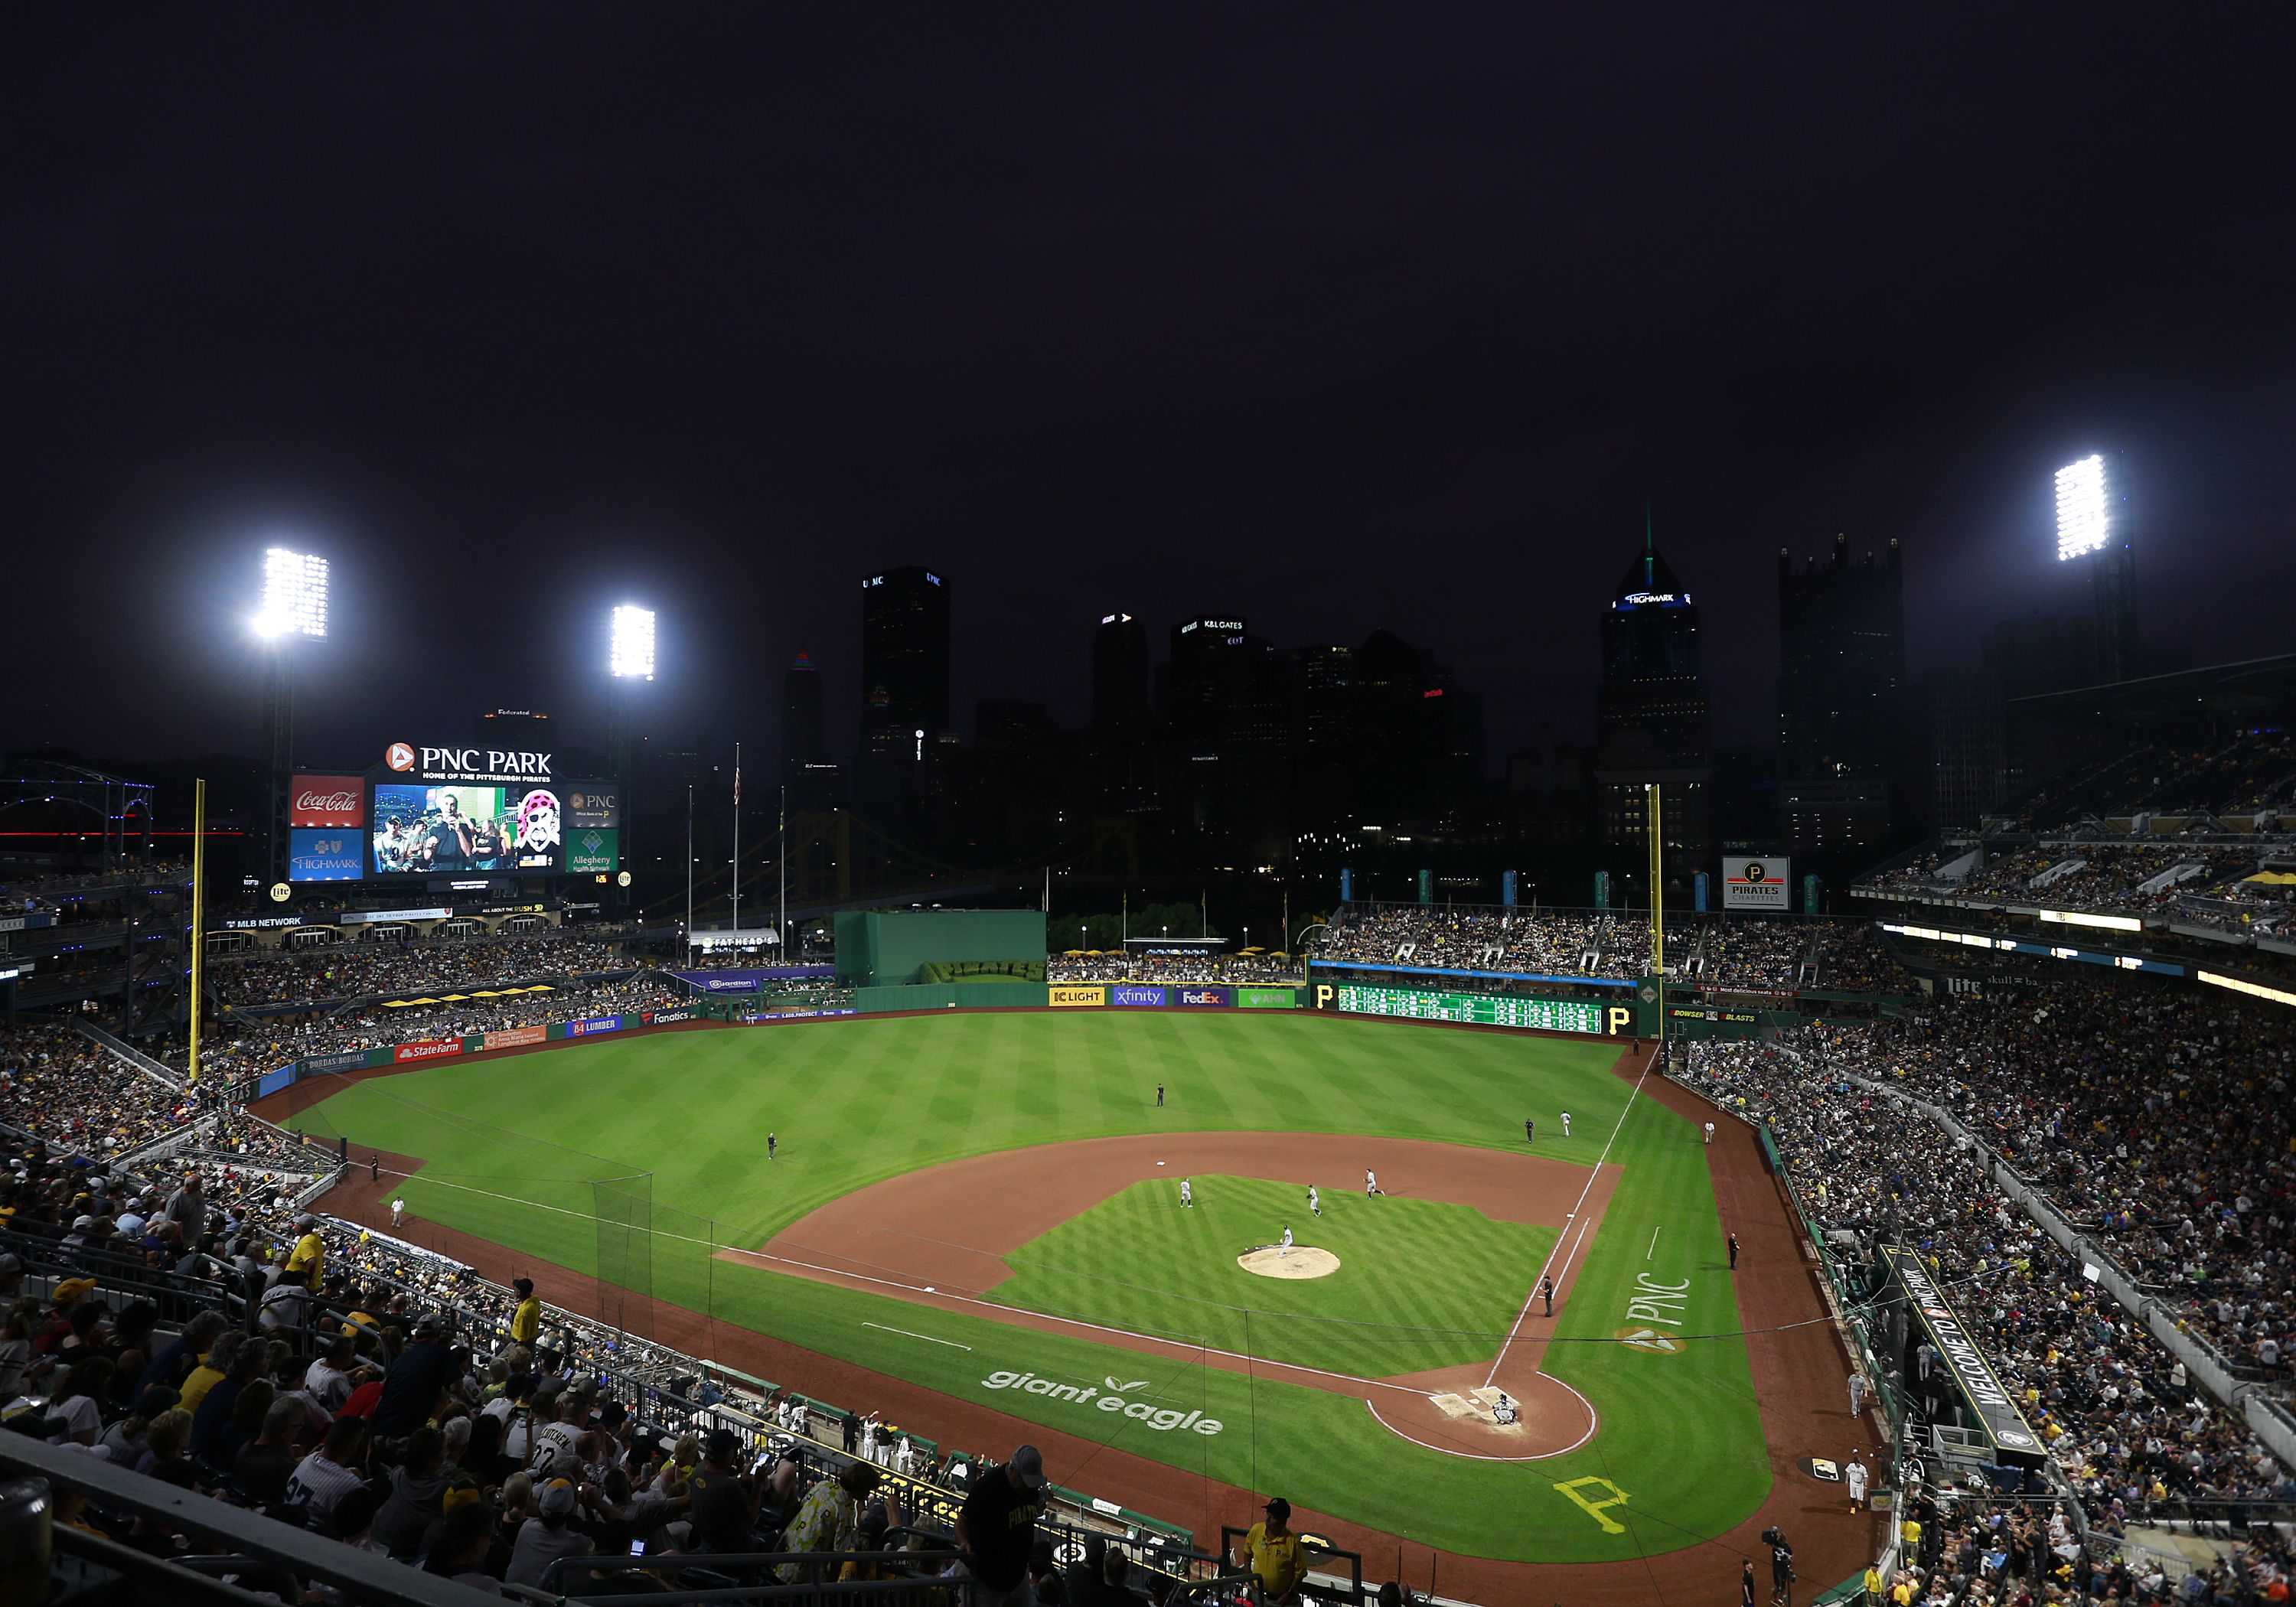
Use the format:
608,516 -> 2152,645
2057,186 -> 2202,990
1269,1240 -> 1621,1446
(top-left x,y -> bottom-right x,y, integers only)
781,650 -> 842,810
1091,612 -> 1150,740
1594,529 -> 1711,860
1166,614 -> 1249,746
856,566 -> 951,806
1776,535 -> 1906,862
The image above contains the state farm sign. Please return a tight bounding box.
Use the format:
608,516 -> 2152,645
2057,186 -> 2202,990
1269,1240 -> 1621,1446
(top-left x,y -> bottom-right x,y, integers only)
291,775 -> 365,829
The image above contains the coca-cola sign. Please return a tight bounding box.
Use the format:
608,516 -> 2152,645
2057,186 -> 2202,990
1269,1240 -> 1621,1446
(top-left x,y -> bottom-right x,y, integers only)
290,774 -> 365,828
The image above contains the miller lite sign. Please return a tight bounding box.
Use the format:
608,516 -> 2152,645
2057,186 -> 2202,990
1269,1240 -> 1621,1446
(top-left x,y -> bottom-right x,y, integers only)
289,775 -> 365,828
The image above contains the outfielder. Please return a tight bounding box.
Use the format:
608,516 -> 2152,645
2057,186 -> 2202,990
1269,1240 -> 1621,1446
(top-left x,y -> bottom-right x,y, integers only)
1523,1117 -> 1535,1145
1560,1110 -> 1571,1139
1180,1178 -> 1194,1208
1306,1185 -> 1321,1217
1279,1225 -> 1293,1259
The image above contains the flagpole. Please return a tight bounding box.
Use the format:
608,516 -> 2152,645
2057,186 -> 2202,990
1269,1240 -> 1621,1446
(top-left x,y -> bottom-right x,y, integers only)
778,784 -> 788,965
188,778 -> 205,1085
732,742 -> 741,944
684,783 -> 693,967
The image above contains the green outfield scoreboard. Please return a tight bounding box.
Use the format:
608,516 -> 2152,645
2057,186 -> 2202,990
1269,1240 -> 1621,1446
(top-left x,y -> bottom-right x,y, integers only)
1333,983 -> 1606,1034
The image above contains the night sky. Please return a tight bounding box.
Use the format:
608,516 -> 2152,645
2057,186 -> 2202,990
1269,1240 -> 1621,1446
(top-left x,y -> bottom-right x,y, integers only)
7,8 -> 2293,770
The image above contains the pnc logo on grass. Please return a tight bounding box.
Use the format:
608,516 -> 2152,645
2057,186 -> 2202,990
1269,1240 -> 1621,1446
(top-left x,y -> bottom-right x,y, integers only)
1613,1326 -> 1685,1354
982,1370 -> 1224,1436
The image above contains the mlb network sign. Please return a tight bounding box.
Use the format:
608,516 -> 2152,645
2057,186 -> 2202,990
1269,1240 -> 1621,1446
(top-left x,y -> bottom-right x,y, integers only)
383,742 -> 554,784
1722,856 -> 1790,912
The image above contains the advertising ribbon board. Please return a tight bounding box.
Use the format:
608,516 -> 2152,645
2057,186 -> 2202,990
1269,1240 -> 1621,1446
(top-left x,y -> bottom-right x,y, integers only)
481,1025 -> 549,1051
302,1048 -> 372,1077
567,1015 -> 624,1038
394,1039 -> 463,1065
1109,985 -> 1168,1008
1235,986 -> 1299,1009
1049,986 -> 1107,1008
1331,984 -> 1609,1035
642,1007 -> 694,1025
1170,986 -> 1233,1008
1881,1245 -> 2046,1468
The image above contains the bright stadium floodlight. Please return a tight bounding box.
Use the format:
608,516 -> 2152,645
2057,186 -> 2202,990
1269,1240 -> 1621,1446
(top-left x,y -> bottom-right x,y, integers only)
252,547 -> 329,638
2055,454 -> 2109,562
610,604 -> 657,680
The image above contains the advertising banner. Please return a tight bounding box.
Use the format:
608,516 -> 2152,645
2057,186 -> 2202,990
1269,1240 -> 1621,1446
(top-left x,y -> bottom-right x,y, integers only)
1235,986 -> 1299,1009
223,914 -> 304,931
1881,1245 -> 2046,1468
340,907 -> 454,924
1722,856 -> 1791,912
481,1025 -> 548,1051
0,914 -> 55,934
382,742 -> 555,787
671,966 -> 835,992
566,784 -> 621,830
565,827 -> 620,875
290,775 -> 365,829
302,1048 -> 372,1077
288,830 -> 364,882
641,1007 -> 693,1025
393,1039 -> 463,1064
567,1015 -> 624,1038
256,1065 -> 298,1098
1170,985 -> 1234,1008
1049,985 -> 1107,1008
1110,984 -> 1168,1008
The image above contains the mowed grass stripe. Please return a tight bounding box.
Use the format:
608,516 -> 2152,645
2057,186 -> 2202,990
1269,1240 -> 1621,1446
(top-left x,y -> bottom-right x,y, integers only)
293,1014 -> 1771,1562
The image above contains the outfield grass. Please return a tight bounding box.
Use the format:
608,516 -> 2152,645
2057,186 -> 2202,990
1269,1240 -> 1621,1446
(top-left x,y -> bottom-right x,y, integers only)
989,1175 -> 1557,1378
290,1011 -> 1767,1562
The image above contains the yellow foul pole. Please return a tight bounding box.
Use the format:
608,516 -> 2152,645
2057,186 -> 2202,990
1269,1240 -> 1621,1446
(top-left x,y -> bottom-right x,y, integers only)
188,778 -> 204,1084
1647,783 -> 1665,1059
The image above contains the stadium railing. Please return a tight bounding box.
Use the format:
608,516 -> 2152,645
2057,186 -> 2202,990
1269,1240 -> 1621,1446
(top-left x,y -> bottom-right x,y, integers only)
71,1017 -> 184,1085
526,1549 -> 974,1605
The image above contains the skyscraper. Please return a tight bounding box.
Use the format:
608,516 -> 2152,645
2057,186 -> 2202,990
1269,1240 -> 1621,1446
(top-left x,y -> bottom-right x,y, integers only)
1091,611 -> 1150,739
1594,525 -> 1711,859
1776,536 -> 1906,860
857,566 -> 951,805
780,650 -> 843,808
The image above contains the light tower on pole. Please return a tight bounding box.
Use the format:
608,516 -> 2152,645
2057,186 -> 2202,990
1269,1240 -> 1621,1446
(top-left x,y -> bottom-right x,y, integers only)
607,605 -> 656,911
250,547 -> 329,896
2056,454 -> 2139,683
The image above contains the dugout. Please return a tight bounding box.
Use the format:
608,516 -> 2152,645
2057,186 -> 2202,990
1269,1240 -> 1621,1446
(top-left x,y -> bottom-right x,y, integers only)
833,908 -> 1048,986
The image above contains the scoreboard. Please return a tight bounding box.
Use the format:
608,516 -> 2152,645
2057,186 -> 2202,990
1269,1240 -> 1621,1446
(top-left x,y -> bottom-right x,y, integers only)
1334,984 -> 1606,1035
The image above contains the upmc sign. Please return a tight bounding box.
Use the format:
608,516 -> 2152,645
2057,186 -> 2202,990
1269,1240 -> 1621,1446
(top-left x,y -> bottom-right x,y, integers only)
291,775 -> 365,828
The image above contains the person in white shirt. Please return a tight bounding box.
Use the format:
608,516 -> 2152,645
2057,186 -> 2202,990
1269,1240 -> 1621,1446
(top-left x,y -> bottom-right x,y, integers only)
1279,1226 -> 1293,1259
527,1393 -> 583,1478
391,1198 -> 406,1228
1845,1455 -> 1868,1511
286,1418 -> 371,1521
1704,1121 -> 1715,1144
1560,1110 -> 1572,1138
305,1335 -> 357,1413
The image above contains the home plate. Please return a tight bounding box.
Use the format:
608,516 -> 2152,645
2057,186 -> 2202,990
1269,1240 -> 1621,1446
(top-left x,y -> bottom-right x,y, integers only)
1428,1393 -> 1476,1419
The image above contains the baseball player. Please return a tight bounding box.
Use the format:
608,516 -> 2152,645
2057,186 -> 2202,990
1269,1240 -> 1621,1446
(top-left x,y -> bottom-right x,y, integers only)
768,1132 -> 777,1161
1365,1169 -> 1382,1196
1523,1116 -> 1535,1145
1560,1110 -> 1571,1139
391,1198 -> 406,1229
1180,1178 -> 1194,1208
1541,1275 -> 1555,1316
1279,1225 -> 1293,1259
1156,1083 -> 1165,1107
1845,1453 -> 1868,1512
1306,1185 -> 1321,1217
1704,1120 -> 1716,1144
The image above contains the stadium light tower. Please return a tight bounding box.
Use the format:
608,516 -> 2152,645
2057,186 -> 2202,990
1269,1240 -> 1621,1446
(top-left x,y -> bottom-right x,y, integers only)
250,546 -> 329,895
2054,453 -> 2140,683
606,605 -> 657,911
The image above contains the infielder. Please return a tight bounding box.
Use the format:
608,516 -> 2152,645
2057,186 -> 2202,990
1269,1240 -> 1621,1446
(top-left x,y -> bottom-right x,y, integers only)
1279,1225 -> 1293,1259
1180,1178 -> 1194,1208
1365,1169 -> 1383,1196
1306,1185 -> 1320,1217
1560,1110 -> 1571,1138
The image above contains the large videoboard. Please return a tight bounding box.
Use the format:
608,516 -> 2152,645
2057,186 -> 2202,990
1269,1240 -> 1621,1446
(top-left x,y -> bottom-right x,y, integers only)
1334,983 -> 1606,1035
370,783 -> 560,875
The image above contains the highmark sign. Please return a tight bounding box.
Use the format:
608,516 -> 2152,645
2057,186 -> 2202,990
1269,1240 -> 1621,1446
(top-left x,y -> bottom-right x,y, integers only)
981,1370 -> 1225,1436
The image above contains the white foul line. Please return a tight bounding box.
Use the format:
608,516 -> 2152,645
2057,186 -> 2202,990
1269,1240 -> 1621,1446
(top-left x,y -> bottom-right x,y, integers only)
1482,1048 -> 1653,1387
1647,1224 -> 1662,1260
863,1322 -> 972,1351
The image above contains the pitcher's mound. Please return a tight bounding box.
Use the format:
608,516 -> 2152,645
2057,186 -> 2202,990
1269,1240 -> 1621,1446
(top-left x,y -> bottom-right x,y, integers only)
1238,1246 -> 1339,1279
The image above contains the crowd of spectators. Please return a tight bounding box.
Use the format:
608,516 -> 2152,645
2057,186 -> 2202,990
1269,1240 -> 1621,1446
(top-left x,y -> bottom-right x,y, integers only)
213,934 -> 634,1009
0,860 -> 191,914
0,1025 -> 206,1159
2005,732 -> 2296,830
1046,951 -> 1303,983
183,973 -> 680,1084
1680,991 -> 2295,1527
1315,905 -> 1624,977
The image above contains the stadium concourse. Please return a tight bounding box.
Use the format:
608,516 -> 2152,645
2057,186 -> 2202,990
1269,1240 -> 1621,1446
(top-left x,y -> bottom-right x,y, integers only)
0,906 -> 2291,1604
